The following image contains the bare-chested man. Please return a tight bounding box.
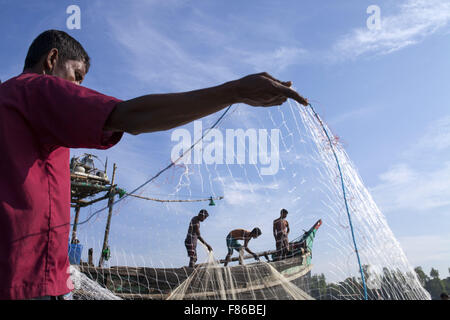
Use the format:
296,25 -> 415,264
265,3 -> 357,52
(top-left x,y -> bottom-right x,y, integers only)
185,209 -> 213,268
273,208 -> 290,259
223,228 -> 262,267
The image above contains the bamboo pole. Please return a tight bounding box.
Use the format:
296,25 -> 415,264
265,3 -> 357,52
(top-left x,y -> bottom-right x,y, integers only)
71,205 -> 81,244
195,247 -> 308,267
195,249 -> 281,267
126,194 -> 224,203
88,248 -> 93,266
219,249 -> 276,264
98,163 -> 117,267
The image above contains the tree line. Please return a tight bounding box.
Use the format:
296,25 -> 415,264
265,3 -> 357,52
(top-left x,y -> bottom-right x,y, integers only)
307,265 -> 449,300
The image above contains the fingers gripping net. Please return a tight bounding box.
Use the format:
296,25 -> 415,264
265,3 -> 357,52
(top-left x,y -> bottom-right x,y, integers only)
70,100 -> 430,300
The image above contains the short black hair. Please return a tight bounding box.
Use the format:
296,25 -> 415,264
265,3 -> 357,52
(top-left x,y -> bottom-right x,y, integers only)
23,30 -> 90,72
251,228 -> 262,237
281,208 -> 288,215
198,209 -> 209,217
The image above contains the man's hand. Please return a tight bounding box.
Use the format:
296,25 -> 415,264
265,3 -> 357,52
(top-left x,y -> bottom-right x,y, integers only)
232,72 -> 308,107
206,244 -> 213,252
253,253 -> 260,261
106,71 -> 308,135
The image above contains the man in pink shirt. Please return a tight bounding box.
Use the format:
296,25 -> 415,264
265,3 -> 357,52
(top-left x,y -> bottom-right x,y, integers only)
0,30 -> 308,300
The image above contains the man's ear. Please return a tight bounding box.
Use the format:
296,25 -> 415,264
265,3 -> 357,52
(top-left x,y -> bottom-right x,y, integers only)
44,48 -> 59,74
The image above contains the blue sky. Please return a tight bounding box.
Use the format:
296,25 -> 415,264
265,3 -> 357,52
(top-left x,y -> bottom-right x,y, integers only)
1,0 -> 449,281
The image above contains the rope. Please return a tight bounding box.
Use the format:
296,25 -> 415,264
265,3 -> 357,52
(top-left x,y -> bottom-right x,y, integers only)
306,103 -> 368,300
74,104 -> 233,226
125,193 -> 223,203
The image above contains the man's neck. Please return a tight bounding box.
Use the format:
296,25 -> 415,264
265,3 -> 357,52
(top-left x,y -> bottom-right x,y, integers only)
23,66 -> 44,75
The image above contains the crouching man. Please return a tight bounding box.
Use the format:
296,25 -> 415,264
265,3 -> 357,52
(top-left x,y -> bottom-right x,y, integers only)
223,228 -> 262,267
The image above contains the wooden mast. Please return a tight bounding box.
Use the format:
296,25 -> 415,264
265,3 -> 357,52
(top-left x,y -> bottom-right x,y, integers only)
98,163 -> 117,267
71,204 -> 81,244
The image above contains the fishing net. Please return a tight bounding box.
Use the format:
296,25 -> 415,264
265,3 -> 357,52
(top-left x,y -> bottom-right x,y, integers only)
69,99 -> 430,300
166,252 -> 313,300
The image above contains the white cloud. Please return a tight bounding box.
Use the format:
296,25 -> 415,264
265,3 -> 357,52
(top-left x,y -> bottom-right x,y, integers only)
222,179 -> 280,206
398,234 -> 450,275
372,162 -> 450,212
101,3 -> 239,93
109,19 -> 237,92
378,163 -> 417,185
230,46 -> 310,73
333,0 -> 450,59
413,116 -> 450,153
371,115 -> 450,213
102,2 -> 310,92
327,106 -> 377,126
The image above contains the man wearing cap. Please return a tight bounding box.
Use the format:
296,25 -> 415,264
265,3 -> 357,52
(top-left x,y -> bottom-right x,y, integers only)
185,209 -> 213,268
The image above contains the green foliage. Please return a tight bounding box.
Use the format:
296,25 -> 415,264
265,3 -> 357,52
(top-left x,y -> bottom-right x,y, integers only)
425,278 -> 445,299
308,265 -> 449,300
420,266 -> 448,300
430,268 -> 440,279
414,266 -> 429,286
411,266 -> 448,300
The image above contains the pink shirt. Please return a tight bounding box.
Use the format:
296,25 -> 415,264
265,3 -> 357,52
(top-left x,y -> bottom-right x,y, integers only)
0,72 -> 123,299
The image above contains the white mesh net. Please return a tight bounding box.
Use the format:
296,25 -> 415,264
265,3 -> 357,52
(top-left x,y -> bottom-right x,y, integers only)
69,100 -> 430,300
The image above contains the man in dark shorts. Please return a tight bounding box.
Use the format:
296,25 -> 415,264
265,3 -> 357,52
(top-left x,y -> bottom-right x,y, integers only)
0,29 -> 308,300
224,228 -> 262,266
273,208 -> 290,260
185,209 -> 213,267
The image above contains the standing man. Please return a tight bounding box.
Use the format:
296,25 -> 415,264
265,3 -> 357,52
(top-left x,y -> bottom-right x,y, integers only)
223,228 -> 262,267
0,29 -> 308,300
273,208 -> 290,260
185,209 -> 213,268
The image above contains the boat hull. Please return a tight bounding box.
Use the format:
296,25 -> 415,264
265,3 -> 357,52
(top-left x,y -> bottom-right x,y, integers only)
75,255 -> 313,300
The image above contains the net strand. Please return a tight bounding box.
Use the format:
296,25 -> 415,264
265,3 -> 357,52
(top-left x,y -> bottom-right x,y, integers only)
306,103 -> 368,300
71,98 -> 430,300
74,105 -> 233,226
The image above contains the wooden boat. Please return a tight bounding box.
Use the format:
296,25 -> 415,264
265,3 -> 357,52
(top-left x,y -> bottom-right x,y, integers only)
74,220 -> 322,300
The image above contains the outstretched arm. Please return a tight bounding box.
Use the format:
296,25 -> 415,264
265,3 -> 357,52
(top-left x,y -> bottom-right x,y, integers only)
104,72 -> 308,135
244,246 -> 256,256
198,236 -> 212,251
243,238 -> 259,260
195,224 -> 212,251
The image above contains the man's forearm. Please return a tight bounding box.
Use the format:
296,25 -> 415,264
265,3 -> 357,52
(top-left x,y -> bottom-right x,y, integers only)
104,72 -> 309,134
105,81 -> 237,135
198,236 -> 206,245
